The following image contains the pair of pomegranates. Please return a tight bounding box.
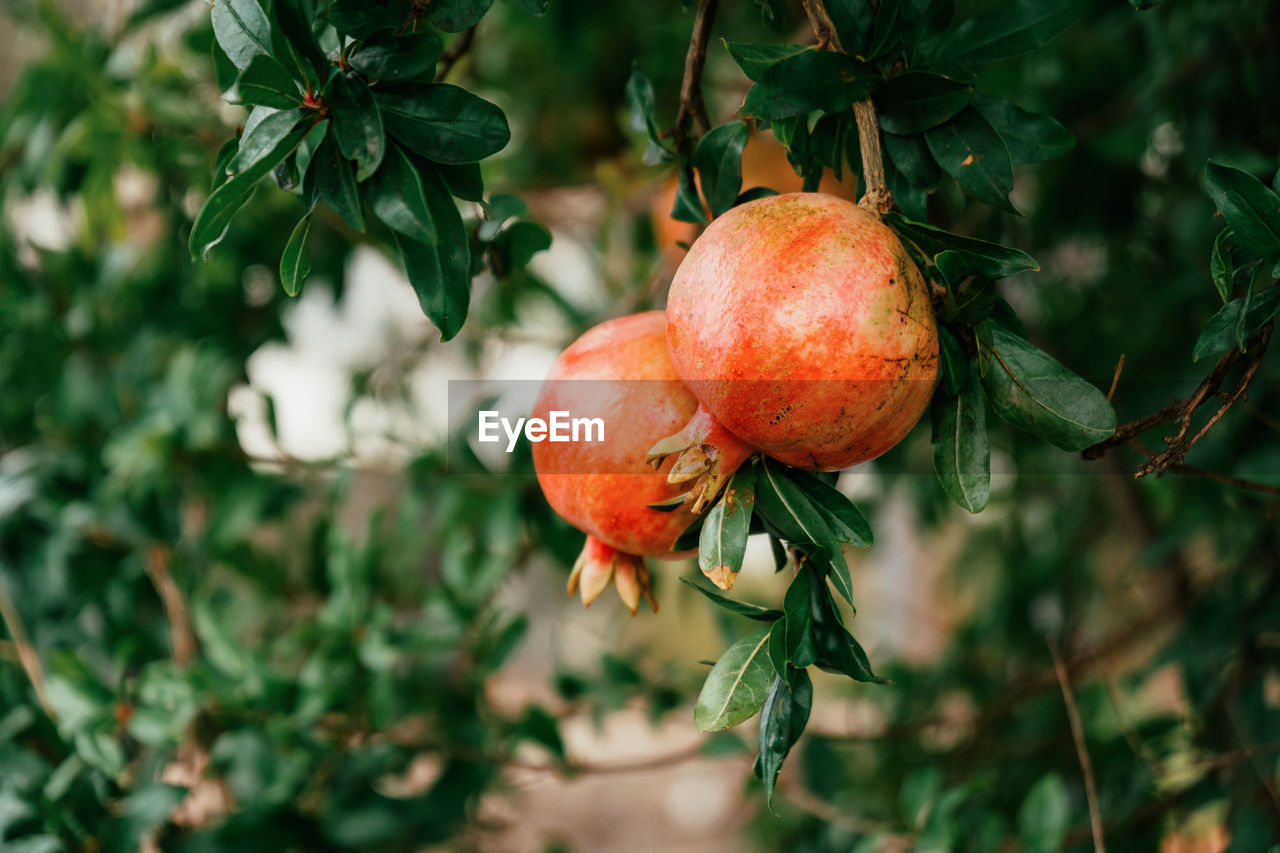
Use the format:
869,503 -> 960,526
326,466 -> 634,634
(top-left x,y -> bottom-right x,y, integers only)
532,193 -> 939,613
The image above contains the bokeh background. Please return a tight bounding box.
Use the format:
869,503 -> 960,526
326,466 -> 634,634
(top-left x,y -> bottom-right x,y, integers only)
1,0 -> 1278,851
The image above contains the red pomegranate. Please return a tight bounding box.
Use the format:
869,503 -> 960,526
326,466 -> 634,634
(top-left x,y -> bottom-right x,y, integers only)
652,192 -> 938,487
533,311 -> 753,613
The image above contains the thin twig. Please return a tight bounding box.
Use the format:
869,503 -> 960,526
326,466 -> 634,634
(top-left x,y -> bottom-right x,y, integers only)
1049,637 -> 1107,853
435,26 -> 477,83
800,0 -> 892,214
672,0 -> 718,153
0,573 -> 57,721
1107,354 -> 1125,403
145,545 -> 197,667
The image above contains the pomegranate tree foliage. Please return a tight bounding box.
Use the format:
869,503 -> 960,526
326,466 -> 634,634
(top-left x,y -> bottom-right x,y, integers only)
0,0 -> 1279,850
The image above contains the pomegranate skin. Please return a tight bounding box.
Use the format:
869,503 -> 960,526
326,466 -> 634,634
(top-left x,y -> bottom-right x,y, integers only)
532,311 -> 701,559
665,193 -> 939,471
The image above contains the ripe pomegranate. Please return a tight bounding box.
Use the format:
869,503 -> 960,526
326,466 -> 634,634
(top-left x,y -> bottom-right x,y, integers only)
652,192 -> 938,489
533,311 -> 753,613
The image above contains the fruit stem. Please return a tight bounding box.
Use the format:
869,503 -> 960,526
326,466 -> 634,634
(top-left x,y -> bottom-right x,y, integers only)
800,0 -> 893,216
646,404 -> 756,515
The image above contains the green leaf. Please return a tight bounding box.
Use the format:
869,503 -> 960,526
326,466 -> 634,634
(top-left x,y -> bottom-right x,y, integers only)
1210,229 -> 1235,303
671,161 -> 709,225
1018,774 -> 1071,853
783,564 -> 817,668
757,669 -> 812,807
755,458 -> 855,607
888,213 -> 1038,278
496,221 -> 552,270
740,50 -> 880,121
329,74 -> 385,181
723,41 -> 808,82
190,119 -> 309,260
350,31 -> 443,82
430,0 -> 495,33
972,96 -> 1074,164
931,364 -> 990,513
1205,161 -> 1280,262
1192,286 -> 1280,361
884,131 -> 941,191
435,161 -> 484,202
698,464 -> 756,587
825,0 -> 873,55
227,108 -> 306,176
304,129 -> 365,231
786,469 -> 872,548
979,323 -> 1116,451
328,0 -> 405,38
272,0 -> 326,87
279,210 -> 313,297
693,121 -> 750,218
390,164 -> 471,340
516,0 -> 550,16
626,66 -> 673,165
936,325 -> 968,396
679,577 -> 782,622
875,71 -> 973,135
809,572 -> 879,682
367,146 -> 436,244
918,0 -> 1089,66
210,0 -> 271,70
926,107 -> 1016,213
693,628 -> 775,731
866,0 -> 904,62
229,54 -> 302,108
376,84 -> 510,164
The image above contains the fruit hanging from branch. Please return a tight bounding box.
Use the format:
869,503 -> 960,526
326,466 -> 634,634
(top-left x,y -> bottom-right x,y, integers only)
650,192 -> 939,507
532,311 -> 754,613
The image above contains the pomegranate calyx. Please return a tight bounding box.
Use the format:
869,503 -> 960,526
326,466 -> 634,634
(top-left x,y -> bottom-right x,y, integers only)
566,536 -> 658,615
645,405 -> 756,516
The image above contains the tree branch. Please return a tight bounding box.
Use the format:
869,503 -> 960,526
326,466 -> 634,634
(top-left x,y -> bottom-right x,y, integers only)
145,545 -> 197,667
1050,637 -> 1107,853
800,0 -> 892,214
435,26 -> 477,83
672,0 -> 718,153
0,572 -> 57,721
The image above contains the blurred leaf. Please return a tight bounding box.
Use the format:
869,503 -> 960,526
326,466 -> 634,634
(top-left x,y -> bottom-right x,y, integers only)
918,0 -> 1089,66
430,0 -> 495,33
516,0 -> 550,16
693,121 -> 750,218
680,577 -> 782,622
329,0 -> 406,38
931,363 -> 990,513
757,669 -> 812,807
1210,229 -> 1235,303
973,96 -> 1074,164
671,161 -> 709,225
698,464 -> 755,587
211,0 -> 272,70
693,628 -> 774,731
495,221 -> 552,270
741,50 -> 879,121
515,705 -> 564,761
979,323 -> 1116,450
625,66 -> 672,165
876,71 -> 973,135
376,84 -> 510,164
329,73 -> 385,180
1205,161 -> 1280,261
926,107 -> 1016,212
1192,286 -> 1280,361
280,210 -> 313,296
350,31 -> 443,82
229,54 -> 303,108
723,41 -> 808,82
305,130 -> 365,231
1018,774 -> 1070,853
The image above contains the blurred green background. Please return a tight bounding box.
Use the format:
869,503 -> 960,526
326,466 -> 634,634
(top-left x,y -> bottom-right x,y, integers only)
1,0 -> 1278,850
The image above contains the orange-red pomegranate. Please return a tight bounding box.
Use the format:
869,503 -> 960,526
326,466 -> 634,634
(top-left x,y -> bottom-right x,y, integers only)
533,311 -> 752,613
654,193 -> 938,484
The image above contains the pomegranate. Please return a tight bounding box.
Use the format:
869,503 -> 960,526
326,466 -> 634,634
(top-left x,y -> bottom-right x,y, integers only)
651,192 -> 938,489
532,311 -> 753,613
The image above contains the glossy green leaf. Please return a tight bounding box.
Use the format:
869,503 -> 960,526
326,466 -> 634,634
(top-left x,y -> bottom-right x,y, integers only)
918,0 -> 1089,66
1018,774 -> 1071,853
884,131 -> 941,191
271,0 -> 325,87
766,618 -> 789,686
783,564 -> 817,668
901,0 -> 956,58
328,0 -> 405,38
1205,161 -> 1280,261
1209,229 -> 1234,303
698,464 -> 756,586
824,0 -> 873,55
936,325 -> 967,396
786,469 -> 872,548
304,131 -> 364,231
809,572 -> 879,682
1192,285 -> 1280,361
329,73 -> 385,181
350,32 -> 443,82
972,96 -> 1074,165
693,121 -> 749,219
435,161 -> 484,202
367,145 -> 436,244
679,578 -> 782,622
376,85 -> 510,164
740,50 -> 880,121
755,458 -> 855,607
980,323 -> 1116,451
866,0 -> 904,61
210,0 -> 271,70
229,54 -> 302,108
931,365 -> 990,513
926,107 -> 1016,213
723,41 -> 808,82
693,628 -> 775,732
889,214 -> 1038,278
279,210 -> 312,297
430,0 -> 495,33
876,71 -> 973,135
671,161 -> 709,225
757,669 -> 812,807
190,119 -> 309,261
390,164 -> 471,340
887,162 -> 929,221
227,108 -> 306,176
